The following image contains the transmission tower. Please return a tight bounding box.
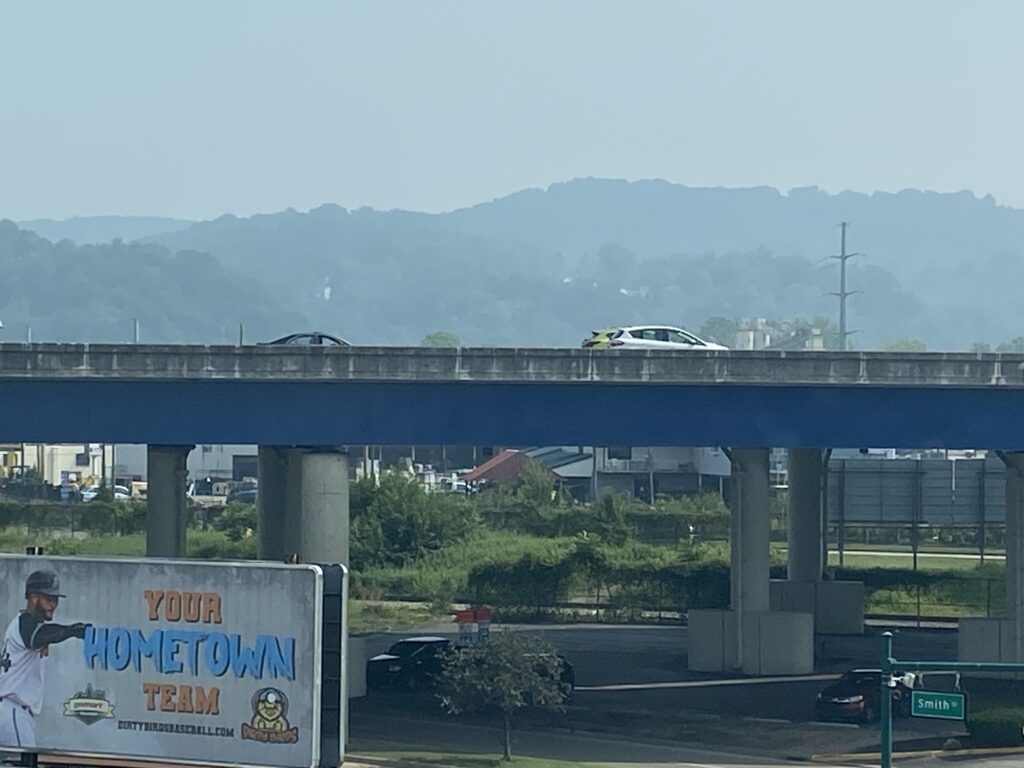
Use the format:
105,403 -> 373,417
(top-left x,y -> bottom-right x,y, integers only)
830,222 -> 859,351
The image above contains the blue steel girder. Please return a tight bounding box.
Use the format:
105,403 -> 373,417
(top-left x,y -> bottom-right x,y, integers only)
0,378 -> 1022,449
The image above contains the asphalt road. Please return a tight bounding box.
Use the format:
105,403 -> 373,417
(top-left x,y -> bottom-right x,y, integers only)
356,623 -> 967,759
366,626 -> 958,696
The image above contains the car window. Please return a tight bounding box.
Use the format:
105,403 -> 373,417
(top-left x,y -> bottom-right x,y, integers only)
388,640 -> 445,658
388,641 -> 424,658
634,328 -> 658,340
653,329 -> 669,342
845,672 -> 880,687
668,329 -> 702,345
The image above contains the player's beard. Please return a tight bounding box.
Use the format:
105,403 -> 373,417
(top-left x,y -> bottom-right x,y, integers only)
31,604 -> 51,622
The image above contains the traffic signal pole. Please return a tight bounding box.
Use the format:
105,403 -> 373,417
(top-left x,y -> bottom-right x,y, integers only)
880,632 -> 1024,768
881,632 -> 893,768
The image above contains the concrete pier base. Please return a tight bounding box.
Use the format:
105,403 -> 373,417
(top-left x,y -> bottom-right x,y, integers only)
688,608 -> 814,675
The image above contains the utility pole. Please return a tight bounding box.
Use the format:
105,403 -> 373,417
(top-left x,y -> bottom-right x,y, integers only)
830,222 -> 859,351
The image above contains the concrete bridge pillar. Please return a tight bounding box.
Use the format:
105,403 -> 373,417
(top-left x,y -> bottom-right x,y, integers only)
787,448 -> 823,582
257,446 -> 355,725
257,446 -> 349,565
1005,452 -> 1024,662
145,444 -> 193,558
770,449 -> 864,635
297,451 -> 350,566
730,448 -> 771,617
257,446 -> 293,560
690,447 -> 814,675
960,452 -> 1024,665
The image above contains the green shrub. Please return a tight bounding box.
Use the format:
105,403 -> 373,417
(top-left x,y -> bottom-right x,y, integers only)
211,502 -> 258,541
967,706 -> 1024,747
350,474 -> 480,570
187,529 -> 257,560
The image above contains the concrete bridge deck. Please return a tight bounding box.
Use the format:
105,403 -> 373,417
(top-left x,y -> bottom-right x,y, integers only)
1,344 -> 1024,448
1,343 -> 1024,387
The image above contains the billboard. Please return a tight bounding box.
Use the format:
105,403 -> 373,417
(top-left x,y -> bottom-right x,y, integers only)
0,554 -> 341,768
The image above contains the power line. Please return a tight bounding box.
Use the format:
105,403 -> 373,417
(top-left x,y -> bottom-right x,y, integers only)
829,221 -> 860,351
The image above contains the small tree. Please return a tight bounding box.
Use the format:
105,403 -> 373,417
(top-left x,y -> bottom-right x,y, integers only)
437,632 -> 569,760
881,338 -> 927,352
420,330 -> 462,347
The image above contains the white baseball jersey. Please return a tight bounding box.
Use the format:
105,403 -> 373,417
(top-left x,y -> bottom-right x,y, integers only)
0,614 -> 46,716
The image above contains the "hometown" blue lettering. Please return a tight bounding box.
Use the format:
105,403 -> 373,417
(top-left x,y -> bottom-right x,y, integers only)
83,627 -> 296,681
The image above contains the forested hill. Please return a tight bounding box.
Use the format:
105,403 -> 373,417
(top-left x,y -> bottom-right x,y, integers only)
10,178 -> 1024,349
17,216 -> 192,245
0,221 -> 304,343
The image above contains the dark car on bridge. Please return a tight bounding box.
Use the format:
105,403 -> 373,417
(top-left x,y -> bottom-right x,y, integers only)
263,332 -> 351,346
815,668 -> 912,723
366,636 -> 450,692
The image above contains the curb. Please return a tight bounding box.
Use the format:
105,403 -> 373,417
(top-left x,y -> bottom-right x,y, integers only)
348,757 -> 452,768
811,744 -> 1024,763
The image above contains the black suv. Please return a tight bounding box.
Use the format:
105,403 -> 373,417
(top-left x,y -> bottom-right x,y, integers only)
366,637 -> 449,692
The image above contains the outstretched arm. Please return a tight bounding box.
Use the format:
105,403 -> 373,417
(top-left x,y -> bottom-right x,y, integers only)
19,614 -> 87,650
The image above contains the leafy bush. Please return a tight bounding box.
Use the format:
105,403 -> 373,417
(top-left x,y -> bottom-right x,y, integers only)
211,503 -> 258,542
350,474 -> 480,570
967,706 -> 1024,747
187,529 -> 257,560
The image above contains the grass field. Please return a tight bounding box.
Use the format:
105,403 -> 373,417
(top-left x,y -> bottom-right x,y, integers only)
349,602 -> 447,636
0,529 -> 146,556
826,551 -> 1000,571
350,744 -> 603,768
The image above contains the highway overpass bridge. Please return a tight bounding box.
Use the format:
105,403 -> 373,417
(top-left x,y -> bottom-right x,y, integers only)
2,343 -> 1024,676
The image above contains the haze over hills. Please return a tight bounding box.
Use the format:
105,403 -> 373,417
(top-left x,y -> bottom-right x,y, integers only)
0,221 -> 303,344
17,216 -> 193,245
7,178 -> 1024,349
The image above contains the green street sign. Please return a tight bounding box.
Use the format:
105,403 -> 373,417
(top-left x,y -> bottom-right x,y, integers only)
911,690 -> 965,721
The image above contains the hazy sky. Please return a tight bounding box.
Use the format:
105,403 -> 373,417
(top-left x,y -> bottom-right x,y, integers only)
2,1 -> 1023,220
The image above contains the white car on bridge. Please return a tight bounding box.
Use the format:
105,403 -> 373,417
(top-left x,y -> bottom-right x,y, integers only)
582,325 -> 728,351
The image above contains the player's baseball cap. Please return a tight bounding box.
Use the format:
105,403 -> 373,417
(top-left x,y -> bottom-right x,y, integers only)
25,570 -> 65,598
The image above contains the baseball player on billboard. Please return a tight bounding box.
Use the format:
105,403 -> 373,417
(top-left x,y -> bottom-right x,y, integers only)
0,570 -> 88,748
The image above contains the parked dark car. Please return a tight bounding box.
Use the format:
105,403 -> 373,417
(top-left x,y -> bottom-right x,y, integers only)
815,668 -> 912,723
366,637 -> 450,692
365,637 -> 576,699
226,487 -> 257,504
262,332 -> 351,346
527,652 -> 576,701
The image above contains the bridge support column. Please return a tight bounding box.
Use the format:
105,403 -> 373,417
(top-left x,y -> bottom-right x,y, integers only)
731,448 -> 771,620
257,446 -> 293,561
1006,453 -> 1024,662
258,448 -> 349,564
771,449 -> 864,636
690,448 -> 814,675
960,452 -> 1024,666
146,444 -> 192,558
297,451 -> 350,566
787,449 -> 823,582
